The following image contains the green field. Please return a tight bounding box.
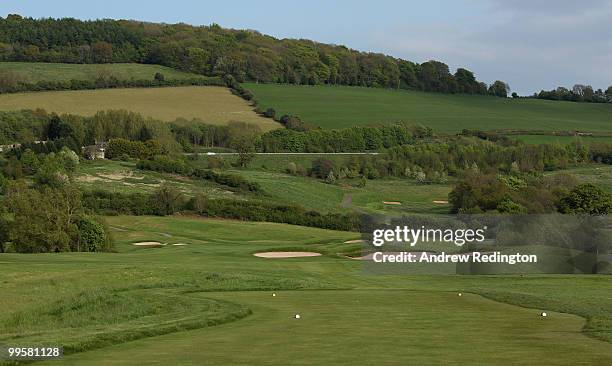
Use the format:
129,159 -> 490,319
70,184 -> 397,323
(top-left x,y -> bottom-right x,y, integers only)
76,158 -> 452,215
2,215 -> 612,365
547,164 -> 612,193
233,170 -> 451,214
246,83 -> 612,133
513,134 -> 612,145
0,62 -> 206,83
0,86 -> 280,130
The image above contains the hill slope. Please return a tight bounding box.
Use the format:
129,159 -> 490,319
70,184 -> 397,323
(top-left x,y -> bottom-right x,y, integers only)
0,15 -> 501,96
0,86 -> 279,130
246,83 -> 612,133
0,62 -> 208,83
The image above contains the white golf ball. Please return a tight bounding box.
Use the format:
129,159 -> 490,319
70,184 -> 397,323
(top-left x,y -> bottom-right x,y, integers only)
272,293 -> 276,297
541,312 -> 547,317
294,314 -> 301,319
458,293 -> 462,297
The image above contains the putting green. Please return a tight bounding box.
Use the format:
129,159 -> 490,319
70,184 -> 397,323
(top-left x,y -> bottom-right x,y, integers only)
44,290 -> 612,365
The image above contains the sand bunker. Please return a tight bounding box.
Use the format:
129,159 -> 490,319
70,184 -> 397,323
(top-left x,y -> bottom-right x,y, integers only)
383,201 -> 402,205
132,242 -> 165,247
433,200 -> 449,204
254,252 -> 322,258
344,239 -> 366,244
172,243 -> 189,246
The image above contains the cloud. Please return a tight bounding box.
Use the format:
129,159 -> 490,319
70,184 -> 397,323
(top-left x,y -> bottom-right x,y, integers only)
368,0 -> 612,94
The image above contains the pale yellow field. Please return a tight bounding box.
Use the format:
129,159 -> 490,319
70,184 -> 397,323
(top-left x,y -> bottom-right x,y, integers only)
0,86 -> 280,131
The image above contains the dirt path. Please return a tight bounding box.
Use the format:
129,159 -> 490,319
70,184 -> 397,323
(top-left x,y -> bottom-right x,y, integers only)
340,193 -> 353,208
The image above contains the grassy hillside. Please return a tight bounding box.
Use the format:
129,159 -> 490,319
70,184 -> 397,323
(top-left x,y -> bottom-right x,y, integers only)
232,170 -> 451,214
513,134 -> 612,145
75,159 -> 452,215
0,62 -> 206,83
0,215 -> 611,364
0,86 -> 280,130
246,83 -> 612,133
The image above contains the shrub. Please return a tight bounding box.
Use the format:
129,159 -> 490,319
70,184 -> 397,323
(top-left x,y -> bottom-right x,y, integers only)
76,216 -> 112,252
151,185 -> 185,216
263,107 -> 276,118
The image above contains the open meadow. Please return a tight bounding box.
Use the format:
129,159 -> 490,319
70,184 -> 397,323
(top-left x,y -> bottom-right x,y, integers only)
75,158 -> 453,215
246,83 -> 612,133
0,62 -> 208,83
1,215 -> 612,365
512,134 -> 612,145
0,86 -> 280,130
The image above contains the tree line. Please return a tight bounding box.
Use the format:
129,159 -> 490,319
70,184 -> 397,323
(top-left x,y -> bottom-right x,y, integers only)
534,84 -> 612,103
258,123 -> 431,152
294,138 -> 596,183
0,14 -> 510,96
449,172 -> 612,215
83,189 -> 361,232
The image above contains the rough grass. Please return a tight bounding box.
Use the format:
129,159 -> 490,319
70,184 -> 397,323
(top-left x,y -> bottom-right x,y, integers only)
233,169 -> 452,214
78,159 -> 452,214
513,134 -> 612,145
1,288 -> 251,355
546,164 -> 612,193
76,159 -> 246,199
0,62 -> 207,83
246,83 -> 612,133
0,86 -> 280,130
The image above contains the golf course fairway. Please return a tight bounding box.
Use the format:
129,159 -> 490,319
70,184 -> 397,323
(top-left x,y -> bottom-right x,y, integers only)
43,290 -> 612,365
3,216 -> 612,366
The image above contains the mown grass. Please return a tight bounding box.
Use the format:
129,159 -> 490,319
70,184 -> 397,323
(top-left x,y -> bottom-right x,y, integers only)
246,83 -> 612,133
48,290 -> 612,366
0,86 -> 280,130
0,215 -> 610,365
0,62 -> 206,83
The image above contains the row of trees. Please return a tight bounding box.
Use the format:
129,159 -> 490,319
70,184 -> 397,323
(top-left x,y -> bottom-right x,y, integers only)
82,188 -> 361,232
289,137 -> 609,184
0,109 -> 263,156
258,123 -> 429,152
535,84 -> 612,103
449,173 -> 612,215
0,15 -> 510,96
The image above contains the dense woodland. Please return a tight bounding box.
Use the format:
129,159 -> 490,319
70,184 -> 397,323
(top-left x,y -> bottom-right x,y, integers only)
0,14 -> 509,96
